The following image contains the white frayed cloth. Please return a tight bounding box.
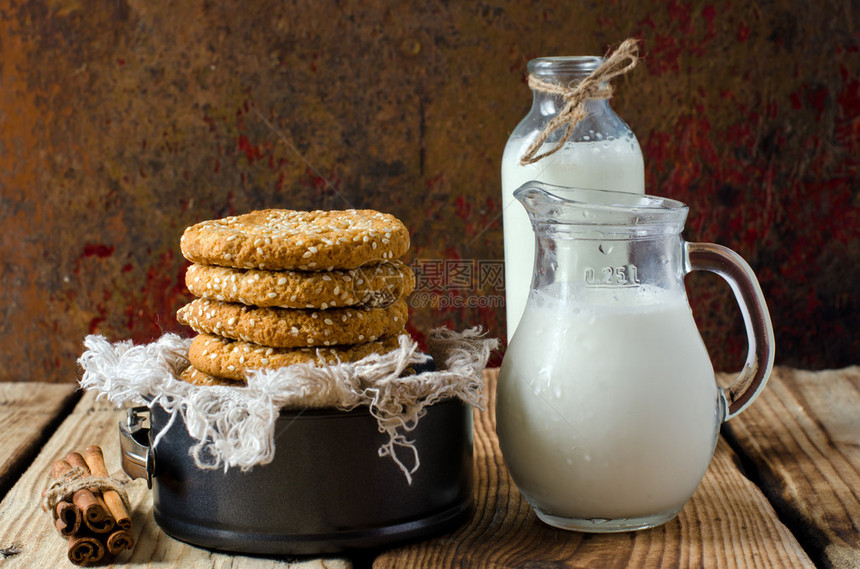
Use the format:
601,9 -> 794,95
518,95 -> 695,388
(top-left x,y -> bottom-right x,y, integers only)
78,328 -> 497,483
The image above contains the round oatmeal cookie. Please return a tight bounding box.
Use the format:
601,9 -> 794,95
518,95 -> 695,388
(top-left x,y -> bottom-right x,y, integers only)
179,365 -> 246,387
176,298 -> 409,348
185,260 -> 415,309
188,332 -> 404,381
180,209 -> 411,270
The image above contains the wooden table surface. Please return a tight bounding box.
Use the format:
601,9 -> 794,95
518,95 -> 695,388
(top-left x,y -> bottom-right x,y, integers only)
0,366 -> 857,568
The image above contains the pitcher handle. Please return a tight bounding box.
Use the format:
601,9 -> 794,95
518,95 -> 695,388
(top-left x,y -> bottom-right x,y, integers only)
685,242 -> 775,421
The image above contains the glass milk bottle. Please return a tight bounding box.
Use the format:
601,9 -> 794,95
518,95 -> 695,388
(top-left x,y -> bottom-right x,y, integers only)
502,55 -> 645,341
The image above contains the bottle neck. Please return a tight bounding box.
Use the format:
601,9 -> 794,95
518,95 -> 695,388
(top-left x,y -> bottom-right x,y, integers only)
532,91 -> 610,116
527,56 -> 610,116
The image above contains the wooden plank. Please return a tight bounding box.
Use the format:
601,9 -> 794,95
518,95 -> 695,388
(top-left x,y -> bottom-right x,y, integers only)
374,369 -> 815,568
0,383 -> 79,497
0,390 -> 351,569
722,366 -> 860,569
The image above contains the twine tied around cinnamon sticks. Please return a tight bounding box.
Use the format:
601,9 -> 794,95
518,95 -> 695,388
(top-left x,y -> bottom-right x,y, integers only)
42,446 -> 134,566
519,38 -> 640,165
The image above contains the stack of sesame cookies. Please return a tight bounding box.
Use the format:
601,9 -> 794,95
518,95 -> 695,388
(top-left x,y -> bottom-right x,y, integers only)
175,209 -> 415,387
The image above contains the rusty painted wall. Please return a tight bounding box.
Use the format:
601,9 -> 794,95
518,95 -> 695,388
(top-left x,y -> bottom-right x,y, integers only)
1,0 -> 858,383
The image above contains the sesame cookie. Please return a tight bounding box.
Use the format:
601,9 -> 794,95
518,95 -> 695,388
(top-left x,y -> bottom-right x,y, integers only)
179,365 -> 246,387
187,332 -> 404,381
176,298 -> 409,348
185,260 -> 415,309
180,209 -> 410,271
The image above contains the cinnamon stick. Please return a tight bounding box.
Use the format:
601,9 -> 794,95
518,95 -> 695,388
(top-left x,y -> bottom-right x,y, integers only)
83,445 -> 131,530
50,458 -> 74,481
54,501 -> 81,536
65,452 -> 115,534
105,528 -> 135,555
67,534 -> 105,566
64,452 -> 90,474
49,459 -> 82,537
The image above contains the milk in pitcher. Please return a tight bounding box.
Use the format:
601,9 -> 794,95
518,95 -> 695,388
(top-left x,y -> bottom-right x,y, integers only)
496,284 -> 721,528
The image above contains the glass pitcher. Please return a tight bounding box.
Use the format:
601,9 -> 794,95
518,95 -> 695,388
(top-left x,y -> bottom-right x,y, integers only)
496,182 -> 775,532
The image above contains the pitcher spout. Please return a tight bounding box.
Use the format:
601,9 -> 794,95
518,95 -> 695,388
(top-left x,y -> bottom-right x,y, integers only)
512,182 -> 571,223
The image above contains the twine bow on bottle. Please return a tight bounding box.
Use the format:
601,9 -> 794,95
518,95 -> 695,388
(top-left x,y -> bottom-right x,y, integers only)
520,38 -> 641,166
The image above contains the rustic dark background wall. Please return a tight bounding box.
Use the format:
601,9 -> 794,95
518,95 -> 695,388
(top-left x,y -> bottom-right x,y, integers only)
1,0 -> 858,383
